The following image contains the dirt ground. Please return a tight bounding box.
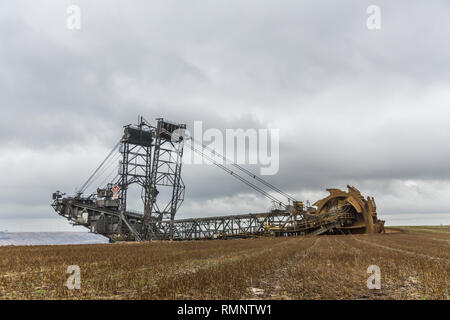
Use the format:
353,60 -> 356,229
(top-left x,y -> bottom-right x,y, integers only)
0,226 -> 448,300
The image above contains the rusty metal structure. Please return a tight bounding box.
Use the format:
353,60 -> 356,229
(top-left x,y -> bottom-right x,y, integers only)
312,186 -> 385,234
51,117 -> 384,241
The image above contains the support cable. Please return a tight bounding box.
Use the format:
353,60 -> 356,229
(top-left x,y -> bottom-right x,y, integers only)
79,141 -> 121,193
187,137 -> 297,204
82,150 -> 121,193
189,144 -> 287,208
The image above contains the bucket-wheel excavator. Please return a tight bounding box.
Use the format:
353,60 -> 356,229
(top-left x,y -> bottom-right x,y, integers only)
51,117 -> 384,241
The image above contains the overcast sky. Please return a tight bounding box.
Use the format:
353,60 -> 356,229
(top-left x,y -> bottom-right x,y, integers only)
1,0 -> 449,231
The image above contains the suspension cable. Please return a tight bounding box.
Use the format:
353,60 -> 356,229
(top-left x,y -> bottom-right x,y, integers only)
79,141 -> 121,193
159,126 -> 294,207
189,144 -> 287,207
89,151 -> 122,188
187,137 -> 297,204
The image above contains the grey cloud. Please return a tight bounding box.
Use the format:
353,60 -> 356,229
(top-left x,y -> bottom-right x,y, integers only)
0,0 -> 450,230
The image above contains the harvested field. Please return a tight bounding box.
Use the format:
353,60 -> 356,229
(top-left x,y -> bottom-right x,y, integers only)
0,226 -> 448,300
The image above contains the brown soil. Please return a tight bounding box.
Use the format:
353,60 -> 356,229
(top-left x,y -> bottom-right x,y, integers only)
0,226 -> 448,300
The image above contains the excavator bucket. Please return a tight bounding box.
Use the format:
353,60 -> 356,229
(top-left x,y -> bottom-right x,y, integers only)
312,185 -> 385,234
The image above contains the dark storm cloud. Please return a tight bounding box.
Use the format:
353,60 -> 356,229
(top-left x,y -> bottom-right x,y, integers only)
1,0 -> 450,230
